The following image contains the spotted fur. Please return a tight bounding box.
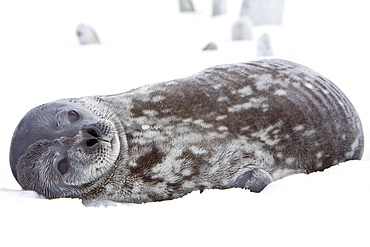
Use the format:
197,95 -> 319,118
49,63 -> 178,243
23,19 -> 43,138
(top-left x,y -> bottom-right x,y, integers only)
10,59 -> 364,203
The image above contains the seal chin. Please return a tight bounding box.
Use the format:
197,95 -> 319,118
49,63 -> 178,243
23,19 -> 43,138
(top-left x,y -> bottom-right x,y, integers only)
10,99 -> 122,199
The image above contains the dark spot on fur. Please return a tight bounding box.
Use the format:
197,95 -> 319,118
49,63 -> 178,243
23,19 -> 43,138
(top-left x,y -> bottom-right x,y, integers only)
130,146 -> 165,174
176,150 -> 208,176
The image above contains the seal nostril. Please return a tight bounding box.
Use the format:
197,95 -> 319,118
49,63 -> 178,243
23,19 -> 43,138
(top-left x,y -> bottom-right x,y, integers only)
86,138 -> 99,147
82,127 -> 102,148
83,127 -> 101,138
86,127 -> 100,138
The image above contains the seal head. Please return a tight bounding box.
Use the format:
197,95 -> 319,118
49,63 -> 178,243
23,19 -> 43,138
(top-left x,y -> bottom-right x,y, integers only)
10,99 -> 121,198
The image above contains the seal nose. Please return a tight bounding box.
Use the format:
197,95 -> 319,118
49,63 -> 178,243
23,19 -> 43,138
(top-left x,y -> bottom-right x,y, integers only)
82,126 -> 102,148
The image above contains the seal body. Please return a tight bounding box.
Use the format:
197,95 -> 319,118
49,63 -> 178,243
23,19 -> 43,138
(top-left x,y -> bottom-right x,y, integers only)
10,59 -> 364,203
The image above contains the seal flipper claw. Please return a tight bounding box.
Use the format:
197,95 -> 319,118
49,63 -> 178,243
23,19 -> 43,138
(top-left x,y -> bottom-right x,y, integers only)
234,168 -> 274,192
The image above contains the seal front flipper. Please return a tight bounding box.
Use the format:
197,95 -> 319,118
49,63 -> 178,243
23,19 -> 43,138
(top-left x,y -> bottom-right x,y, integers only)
234,168 -> 274,192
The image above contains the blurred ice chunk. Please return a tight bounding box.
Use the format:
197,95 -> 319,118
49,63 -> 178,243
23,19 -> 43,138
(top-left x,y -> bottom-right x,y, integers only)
240,0 -> 284,25
232,17 -> 253,40
257,33 -> 273,56
212,0 -> 227,16
76,24 -> 100,45
202,42 -> 218,51
179,0 -> 194,12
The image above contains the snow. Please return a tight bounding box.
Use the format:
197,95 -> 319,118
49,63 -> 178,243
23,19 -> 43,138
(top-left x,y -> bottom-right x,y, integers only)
1,0 -> 369,246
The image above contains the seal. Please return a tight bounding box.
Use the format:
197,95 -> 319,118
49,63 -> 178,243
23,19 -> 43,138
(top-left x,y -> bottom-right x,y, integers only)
9,59 -> 364,203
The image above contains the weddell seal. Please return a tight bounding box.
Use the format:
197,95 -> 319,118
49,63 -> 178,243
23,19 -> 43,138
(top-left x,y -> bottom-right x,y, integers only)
9,59 -> 364,203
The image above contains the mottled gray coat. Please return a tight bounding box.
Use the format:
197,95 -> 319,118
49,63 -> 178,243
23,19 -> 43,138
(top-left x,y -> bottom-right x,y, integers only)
10,59 -> 364,203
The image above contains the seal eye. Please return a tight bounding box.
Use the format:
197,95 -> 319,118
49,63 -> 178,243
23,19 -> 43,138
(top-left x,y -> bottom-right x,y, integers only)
57,159 -> 69,175
67,110 -> 80,123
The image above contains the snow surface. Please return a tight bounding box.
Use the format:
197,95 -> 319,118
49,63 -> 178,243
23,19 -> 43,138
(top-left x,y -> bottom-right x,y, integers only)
1,0 -> 370,246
